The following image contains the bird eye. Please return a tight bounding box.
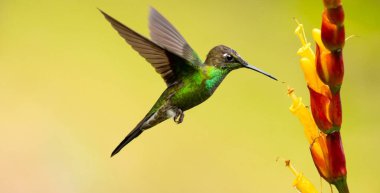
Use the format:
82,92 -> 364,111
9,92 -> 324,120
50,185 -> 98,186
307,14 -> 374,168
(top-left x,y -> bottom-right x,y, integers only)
223,54 -> 234,62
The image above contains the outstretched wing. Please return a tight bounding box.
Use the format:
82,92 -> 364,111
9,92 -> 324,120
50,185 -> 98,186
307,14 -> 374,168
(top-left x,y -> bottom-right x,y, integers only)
149,7 -> 203,67
100,10 -> 197,86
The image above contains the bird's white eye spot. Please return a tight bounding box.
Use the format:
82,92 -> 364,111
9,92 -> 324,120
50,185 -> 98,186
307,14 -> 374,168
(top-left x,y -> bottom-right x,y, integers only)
223,53 -> 234,62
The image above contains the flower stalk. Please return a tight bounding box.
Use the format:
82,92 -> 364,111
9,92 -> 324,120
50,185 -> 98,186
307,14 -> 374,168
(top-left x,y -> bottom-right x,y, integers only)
289,0 -> 349,190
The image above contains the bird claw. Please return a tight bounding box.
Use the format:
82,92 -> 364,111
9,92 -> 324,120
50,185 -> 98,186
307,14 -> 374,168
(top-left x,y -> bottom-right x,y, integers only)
173,108 -> 184,124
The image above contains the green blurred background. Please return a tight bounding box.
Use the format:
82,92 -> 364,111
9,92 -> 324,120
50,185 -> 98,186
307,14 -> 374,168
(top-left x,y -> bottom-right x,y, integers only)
1,0 -> 379,192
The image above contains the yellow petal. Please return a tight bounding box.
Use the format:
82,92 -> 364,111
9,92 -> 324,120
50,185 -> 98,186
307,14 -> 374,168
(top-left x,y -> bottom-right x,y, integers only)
312,29 -> 328,52
293,173 -> 319,193
299,57 -> 319,92
284,160 -> 319,193
310,136 -> 330,179
295,23 -> 331,98
288,88 -> 319,144
313,29 -> 332,85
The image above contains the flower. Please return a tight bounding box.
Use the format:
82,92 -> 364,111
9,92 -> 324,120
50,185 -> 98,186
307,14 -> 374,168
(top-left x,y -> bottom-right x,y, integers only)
295,22 -> 342,134
314,29 -> 344,93
288,88 -> 348,193
283,159 -> 318,193
288,87 -> 319,145
288,88 -> 327,181
294,23 -> 330,99
285,0 -> 349,192
321,0 -> 345,52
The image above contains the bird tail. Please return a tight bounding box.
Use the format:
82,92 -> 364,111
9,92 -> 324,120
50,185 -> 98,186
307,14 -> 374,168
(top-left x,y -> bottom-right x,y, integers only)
111,115 -> 152,157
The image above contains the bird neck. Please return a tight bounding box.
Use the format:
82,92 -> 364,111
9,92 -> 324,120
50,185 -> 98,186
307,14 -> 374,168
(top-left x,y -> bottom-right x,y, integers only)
203,66 -> 230,92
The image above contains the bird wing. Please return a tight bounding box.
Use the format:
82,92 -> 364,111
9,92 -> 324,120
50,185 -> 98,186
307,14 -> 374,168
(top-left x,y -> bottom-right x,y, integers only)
100,10 -> 198,86
149,7 -> 203,68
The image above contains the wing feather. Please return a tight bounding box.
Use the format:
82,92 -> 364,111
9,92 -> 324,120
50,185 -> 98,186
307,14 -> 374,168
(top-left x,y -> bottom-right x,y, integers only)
100,9 -> 200,86
149,7 -> 203,67
100,10 -> 177,85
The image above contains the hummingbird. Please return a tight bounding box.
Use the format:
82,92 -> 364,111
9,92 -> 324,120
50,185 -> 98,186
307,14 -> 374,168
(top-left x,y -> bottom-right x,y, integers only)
99,7 -> 277,157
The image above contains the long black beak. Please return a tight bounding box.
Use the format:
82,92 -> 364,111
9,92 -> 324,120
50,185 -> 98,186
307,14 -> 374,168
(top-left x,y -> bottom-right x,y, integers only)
243,64 -> 277,81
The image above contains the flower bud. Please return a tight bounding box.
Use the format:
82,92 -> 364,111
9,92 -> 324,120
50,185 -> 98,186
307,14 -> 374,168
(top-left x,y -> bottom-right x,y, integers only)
310,134 -> 329,179
323,0 -> 341,8
321,10 -> 345,51
309,132 -> 348,193
326,5 -> 345,25
326,132 -> 347,181
315,44 -> 344,93
308,86 -> 336,133
330,92 -> 342,128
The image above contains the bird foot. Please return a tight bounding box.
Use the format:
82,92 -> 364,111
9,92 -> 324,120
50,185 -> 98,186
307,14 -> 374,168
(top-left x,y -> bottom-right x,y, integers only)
173,108 -> 184,124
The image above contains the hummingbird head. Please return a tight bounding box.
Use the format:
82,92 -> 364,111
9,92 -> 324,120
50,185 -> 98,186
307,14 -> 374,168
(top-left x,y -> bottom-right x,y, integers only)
205,45 -> 277,80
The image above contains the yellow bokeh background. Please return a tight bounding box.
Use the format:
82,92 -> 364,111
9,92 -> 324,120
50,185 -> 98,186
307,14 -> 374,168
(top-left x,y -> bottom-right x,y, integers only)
1,0 -> 379,192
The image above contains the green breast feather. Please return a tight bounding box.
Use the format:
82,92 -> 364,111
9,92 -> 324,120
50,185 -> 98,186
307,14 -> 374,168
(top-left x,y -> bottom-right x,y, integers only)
171,66 -> 229,110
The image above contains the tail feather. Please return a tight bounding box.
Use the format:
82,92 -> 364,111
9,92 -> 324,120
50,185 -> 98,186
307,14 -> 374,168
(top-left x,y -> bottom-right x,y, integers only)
111,127 -> 143,157
111,114 -> 153,157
